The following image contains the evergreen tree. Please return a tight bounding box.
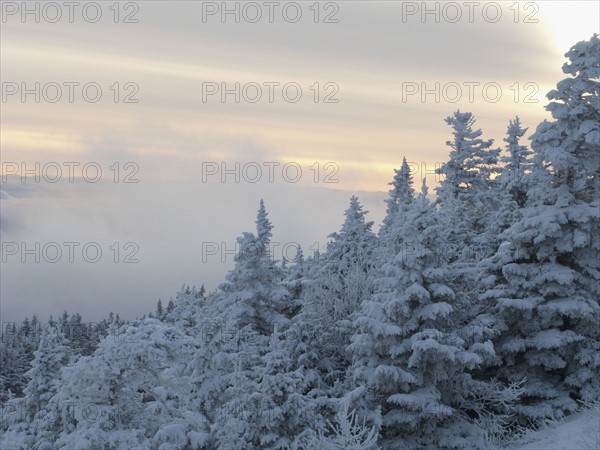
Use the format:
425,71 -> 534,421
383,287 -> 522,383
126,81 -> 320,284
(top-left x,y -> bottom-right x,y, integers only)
349,180 -> 493,449
215,199 -> 291,335
289,196 -> 376,400
279,245 -> 306,316
166,299 -> 175,316
321,196 -> 377,320
156,299 -> 164,320
297,400 -> 380,450
213,327 -> 318,449
380,157 -> 415,239
490,117 -> 535,240
21,326 -> 71,450
436,110 -> 501,263
480,34 -> 600,422
256,198 -> 273,258
0,322 -> 30,401
52,319 -> 208,449
499,116 -> 533,208
187,200 -> 292,445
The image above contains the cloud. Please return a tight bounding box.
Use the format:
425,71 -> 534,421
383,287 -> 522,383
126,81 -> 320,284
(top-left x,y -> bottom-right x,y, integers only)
0,175 -> 386,323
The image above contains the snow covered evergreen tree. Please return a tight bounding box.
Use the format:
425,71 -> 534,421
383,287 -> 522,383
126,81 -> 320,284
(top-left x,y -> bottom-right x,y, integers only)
0,322 -> 31,402
156,299 -> 164,320
1,325 -> 71,450
213,326 -> 317,449
379,157 -> 415,240
435,111 -> 501,262
297,400 -> 379,450
163,284 -> 207,329
52,319 -> 209,449
187,200 -> 293,446
213,199 -> 291,335
480,34 -> 600,423
349,180 -> 494,449
490,117 -> 535,239
322,196 -> 377,320
499,116 -> 533,209
289,196 -> 376,402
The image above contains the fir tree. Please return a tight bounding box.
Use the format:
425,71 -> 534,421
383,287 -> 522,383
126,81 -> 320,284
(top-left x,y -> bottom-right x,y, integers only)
349,180 -> 493,449
436,110 -> 501,263
380,157 -> 415,239
156,299 -> 164,320
480,34 -> 600,422
23,326 -> 71,450
289,197 -> 376,400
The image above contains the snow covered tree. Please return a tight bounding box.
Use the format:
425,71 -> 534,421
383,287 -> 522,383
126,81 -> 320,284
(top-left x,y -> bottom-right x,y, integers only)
480,34 -> 600,423
499,116 -> 533,208
379,157 -> 415,240
24,326 -> 70,414
156,299 -> 164,320
279,245 -> 307,316
213,326 -> 318,449
213,199 -> 292,336
296,400 -> 380,450
318,196 -> 377,322
288,196 -> 376,402
51,319 -> 209,449
63,313 -> 93,357
436,110 -> 501,263
349,179 -> 494,449
0,322 -> 31,402
187,200 -> 294,446
163,284 -> 207,329
3,325 -> 72,450
490,117 -> 535,239
256,198 -> 273,257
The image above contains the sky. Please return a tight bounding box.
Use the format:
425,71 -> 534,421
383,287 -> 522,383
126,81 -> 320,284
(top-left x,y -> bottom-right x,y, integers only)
1,1 -> 599,323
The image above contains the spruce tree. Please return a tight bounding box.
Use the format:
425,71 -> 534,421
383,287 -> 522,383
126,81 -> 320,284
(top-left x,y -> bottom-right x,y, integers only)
289,197 -> 376,399
380,157 -> 415,240
436,111 -> 501,263
349,180 -> 493,449
481,34 -> 600,422
23,326 -> 71,450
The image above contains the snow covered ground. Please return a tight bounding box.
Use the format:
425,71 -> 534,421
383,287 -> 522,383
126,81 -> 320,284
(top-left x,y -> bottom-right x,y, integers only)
505,407 -> 600,450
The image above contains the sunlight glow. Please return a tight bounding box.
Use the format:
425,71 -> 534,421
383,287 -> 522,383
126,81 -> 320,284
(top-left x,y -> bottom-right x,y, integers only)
539,1 -> 600,53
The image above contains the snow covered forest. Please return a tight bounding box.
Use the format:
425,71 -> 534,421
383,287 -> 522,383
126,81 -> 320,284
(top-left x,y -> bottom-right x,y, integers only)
1,35 -> 598,449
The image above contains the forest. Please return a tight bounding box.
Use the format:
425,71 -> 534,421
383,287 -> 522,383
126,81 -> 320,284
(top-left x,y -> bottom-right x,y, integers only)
0,34 -> 598,449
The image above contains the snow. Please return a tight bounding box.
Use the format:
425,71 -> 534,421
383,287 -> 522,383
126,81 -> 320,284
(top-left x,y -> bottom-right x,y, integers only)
506,407 -> 600,450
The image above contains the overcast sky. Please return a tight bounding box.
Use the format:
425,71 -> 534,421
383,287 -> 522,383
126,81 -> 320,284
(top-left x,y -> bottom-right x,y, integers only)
1,1 -> 599,323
